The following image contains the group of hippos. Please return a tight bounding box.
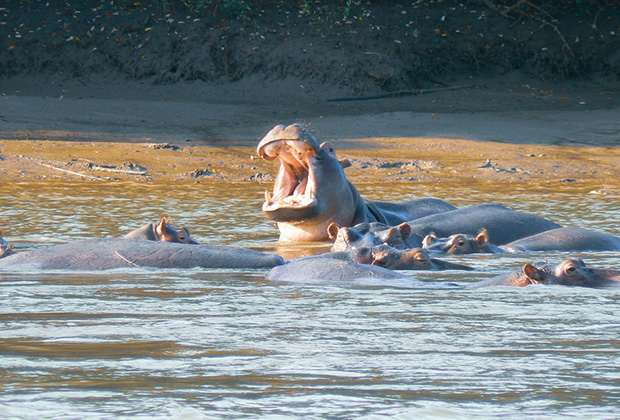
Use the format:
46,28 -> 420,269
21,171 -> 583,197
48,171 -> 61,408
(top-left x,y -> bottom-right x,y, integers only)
2,123 -> 619,288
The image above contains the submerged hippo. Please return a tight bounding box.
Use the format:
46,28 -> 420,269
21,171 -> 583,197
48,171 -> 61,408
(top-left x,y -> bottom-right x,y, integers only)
327,204 -> 560,251
424,227 -> 620,254
473,258 -> 620,288
501,227 -> 620,253
266,257 -> 456,289
257,123 -> 456,242
124,217 -> 199,244
323,245 -> 473,271
0,239 -> 283,270
328,221 -> 421,251
422,230 -> 506,254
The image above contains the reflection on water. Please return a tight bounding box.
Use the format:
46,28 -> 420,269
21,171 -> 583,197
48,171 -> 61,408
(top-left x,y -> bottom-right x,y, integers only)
1,181 -> 620,419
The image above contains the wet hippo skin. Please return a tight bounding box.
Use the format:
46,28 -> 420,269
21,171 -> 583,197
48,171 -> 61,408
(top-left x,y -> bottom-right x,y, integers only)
257,123 -> 456,242
423,227 -> 620,254
329,204 -> 561,251
123,216 -> 199,244
0,239 -> 284,270
266,257 -> 458,289
472,258 -> 620,288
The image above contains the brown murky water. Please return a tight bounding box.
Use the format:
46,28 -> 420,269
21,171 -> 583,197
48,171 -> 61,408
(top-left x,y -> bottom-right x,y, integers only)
1,180 -> 620,419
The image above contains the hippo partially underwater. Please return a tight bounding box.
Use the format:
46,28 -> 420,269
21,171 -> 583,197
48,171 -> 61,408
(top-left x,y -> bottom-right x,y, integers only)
329,204 -> 562,251
322,245 -> 474,271
473,258 -> 620,288
0,219 -> 282,271
267,256 -> 620,288
257,123 -> 456,242
423,227 -> 620,254
0,239 -> 283,270
266,257 -> 458,289
123,216 -> 199,244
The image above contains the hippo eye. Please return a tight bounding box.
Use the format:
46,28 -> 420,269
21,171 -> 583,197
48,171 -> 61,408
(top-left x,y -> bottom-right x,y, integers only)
566,265 -> 576,273
457,240 -> 465,246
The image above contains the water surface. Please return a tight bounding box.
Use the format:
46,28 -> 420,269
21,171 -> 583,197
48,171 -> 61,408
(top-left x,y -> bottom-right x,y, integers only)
1,181 -> 619,419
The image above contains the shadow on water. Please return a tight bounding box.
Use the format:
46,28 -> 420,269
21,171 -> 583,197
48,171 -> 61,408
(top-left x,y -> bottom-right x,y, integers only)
1,180 -> 620,419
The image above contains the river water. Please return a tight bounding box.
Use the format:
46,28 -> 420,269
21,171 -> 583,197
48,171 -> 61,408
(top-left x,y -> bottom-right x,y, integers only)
1,181 -> 619,419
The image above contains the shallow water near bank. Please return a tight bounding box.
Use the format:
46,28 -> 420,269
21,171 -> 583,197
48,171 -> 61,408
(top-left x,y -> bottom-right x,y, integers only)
1,180 -> 619,419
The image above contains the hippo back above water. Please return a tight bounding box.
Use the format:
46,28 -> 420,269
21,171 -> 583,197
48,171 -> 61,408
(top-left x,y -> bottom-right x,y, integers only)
266,257 -> 457,289
257,123 -> 455,242
423,227 -> 620,254
407,203 -> 561,246
0,239 -> 283,271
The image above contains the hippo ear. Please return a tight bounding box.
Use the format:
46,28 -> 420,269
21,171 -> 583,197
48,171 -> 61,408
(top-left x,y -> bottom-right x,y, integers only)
422,232 -> 437,247
397,222 -> 411,239
339,158 -> 352,169
384,227 -> 401,243
475,230 -> 489,247
154,217 -> 168,240
327,222 -> 341,241
523,263 -> 544,284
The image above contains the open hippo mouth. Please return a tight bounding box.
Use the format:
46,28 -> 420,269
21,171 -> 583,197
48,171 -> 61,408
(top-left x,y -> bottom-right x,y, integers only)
257,124 -> 321,221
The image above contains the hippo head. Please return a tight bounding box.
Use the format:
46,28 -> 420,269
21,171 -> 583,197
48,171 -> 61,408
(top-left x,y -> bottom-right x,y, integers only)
371,246 -> 434,270
422,230 -> 490,254
257,124 -> 360,241
155,217 -> 199,244
364,245 -> 473,271
328,222 -> 412,252
0,229 -> 14,259
522,258 -> 620,287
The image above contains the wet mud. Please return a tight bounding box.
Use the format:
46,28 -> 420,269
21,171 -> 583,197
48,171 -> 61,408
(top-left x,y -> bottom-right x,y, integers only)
1,134 -> 619,185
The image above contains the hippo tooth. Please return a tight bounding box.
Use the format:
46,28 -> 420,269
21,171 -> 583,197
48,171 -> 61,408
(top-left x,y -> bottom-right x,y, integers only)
265,190 -> 273,203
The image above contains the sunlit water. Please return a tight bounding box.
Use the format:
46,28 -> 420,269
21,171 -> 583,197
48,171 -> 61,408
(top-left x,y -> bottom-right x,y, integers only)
1,180 -> 620,419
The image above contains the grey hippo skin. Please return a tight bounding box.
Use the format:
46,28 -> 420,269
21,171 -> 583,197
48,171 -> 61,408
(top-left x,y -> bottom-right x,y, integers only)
266,257 -> 457,289
406,203 -> 561,246
256,123 -> 456,242
123,216 -> 199,244
328,221 -> 422,251
322,245 -> 474,271
424,227 -> 620,254
472,258 -> 620,288
501,227 -> 620,253
328,204 -> 560,251
0,239 -> 283,270
422,229 -> 507,254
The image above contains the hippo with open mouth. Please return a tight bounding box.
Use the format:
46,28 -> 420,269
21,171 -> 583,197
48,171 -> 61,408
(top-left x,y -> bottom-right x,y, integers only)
257,123 -> 456,241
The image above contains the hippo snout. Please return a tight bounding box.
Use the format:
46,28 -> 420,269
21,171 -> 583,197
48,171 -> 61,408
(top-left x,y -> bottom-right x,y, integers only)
257,123 -> 320,159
